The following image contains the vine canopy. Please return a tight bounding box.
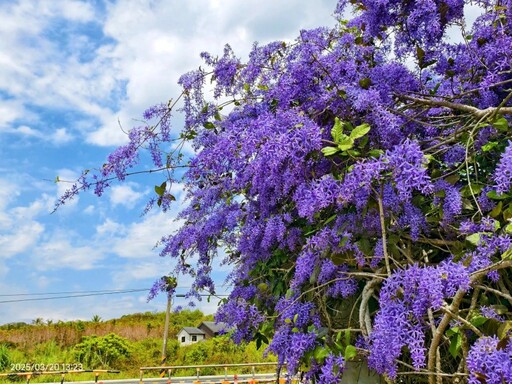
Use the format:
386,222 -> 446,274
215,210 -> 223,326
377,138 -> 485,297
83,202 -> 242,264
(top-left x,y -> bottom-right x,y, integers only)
58,1 -> 512,383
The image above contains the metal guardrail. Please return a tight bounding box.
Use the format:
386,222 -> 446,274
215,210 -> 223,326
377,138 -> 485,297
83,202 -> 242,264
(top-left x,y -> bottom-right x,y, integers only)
0,363 -> 294,384
0,370 -> 120,384
139,362 -> 289,384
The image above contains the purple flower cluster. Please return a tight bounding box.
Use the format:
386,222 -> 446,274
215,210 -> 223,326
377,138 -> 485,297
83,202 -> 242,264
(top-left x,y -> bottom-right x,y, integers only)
318,353 -> 345,384
147,276 -> 176,301
467,336 -> 512,384
368,262 -> 470,377
494,141 -> 512,194
385,140 -> 433,199
480,306 -> 504,322
215,299 -> 265,344
434,180 -> 462,225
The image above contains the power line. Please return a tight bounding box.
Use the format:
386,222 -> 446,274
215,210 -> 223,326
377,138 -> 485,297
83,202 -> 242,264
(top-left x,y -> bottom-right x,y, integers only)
0,288 -> 150,297
0,288 -> 231,304
0,289 -> 150,304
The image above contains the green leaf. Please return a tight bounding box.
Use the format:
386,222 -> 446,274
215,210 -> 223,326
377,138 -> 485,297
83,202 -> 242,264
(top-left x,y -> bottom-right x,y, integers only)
504,223 -> 512,234
481,141 -> 499,152
491,116 -> 509,132
344,345 -> 357,360
429,82 -> 441,95
324,214 -> 337,225
446,326 -> 460,337
293,313 -> 299,323
257,84 -> 269,91
486,190 -> 511,200
255,332 -> 269,350
498,321 -> 512,339
416,45 -> 436,68
466,233 -> 482,246
321,146 -> 340,156
501,248 -> 512,260
445,174 -> 460,185
358,135 -> 369,149
313,347 -> 330,362
368,149 -> 384,158
358,77 -> 371,89
490,201 -> 503,218
503,206 -> 512,221
338,137 -> 354,151
243,83 -> 250,92
350,123 -> 371,140
416,45 -> 425,64
449,333 -> 462,358
154,182 -> 167,196
257,283 -> 268,292
214,111 -> 222,121
203,121 -> 216,130
470,315 -> 488,327
344,329 -> 351,346
331,117 -> 344,143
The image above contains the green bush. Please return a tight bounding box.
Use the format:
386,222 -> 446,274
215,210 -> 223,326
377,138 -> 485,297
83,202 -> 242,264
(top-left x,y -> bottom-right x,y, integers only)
0,344 -> 10,371
73,333 -> 132,369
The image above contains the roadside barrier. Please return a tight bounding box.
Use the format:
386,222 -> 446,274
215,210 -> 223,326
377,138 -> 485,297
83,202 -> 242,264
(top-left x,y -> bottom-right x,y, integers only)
140,362 -> 290,384
0,369 -> 120,384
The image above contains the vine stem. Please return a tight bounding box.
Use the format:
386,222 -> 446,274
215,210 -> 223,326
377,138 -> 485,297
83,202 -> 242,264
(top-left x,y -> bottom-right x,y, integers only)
376,189 -> 392,277
401,95 -> 512,117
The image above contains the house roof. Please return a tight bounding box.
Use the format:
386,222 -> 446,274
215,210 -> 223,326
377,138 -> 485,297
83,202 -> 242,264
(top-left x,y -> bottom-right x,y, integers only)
199,321 -> 228,334
180,327 -> 205,335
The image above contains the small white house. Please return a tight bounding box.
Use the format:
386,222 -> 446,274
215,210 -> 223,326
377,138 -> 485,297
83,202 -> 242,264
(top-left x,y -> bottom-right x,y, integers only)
177,327 -> 206,345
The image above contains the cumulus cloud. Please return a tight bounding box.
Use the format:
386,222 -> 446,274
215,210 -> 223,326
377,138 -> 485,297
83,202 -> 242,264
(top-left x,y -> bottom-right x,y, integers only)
35,230 -> 104,271
86,0 -> 335,146
109,183 -> 145,208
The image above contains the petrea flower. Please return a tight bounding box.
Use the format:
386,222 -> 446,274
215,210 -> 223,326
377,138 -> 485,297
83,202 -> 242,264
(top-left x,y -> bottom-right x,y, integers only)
467,336 -> 512,384
480,306 -> 504,322
369,262 -> 470,377
318,353 -> 345,384
493,140 -> 512,194
385,139 -> 433,199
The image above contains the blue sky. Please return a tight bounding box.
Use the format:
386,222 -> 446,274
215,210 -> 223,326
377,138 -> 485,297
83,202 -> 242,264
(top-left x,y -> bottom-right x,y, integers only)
0,0 -> 337,324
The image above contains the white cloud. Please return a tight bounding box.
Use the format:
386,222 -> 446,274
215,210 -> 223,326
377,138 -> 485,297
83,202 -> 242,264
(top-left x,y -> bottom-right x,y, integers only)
59,0 -> 95,22
111,261 -> 167,288
86,0 -> 336,146
96,218 -> 126,237
0,220 -> 43,258
0,178 -> 48,260
110,211 -> 179,259
109,183 -> 144,208
0,100 -> 27,129
35,231 -> 104,271
83,205 -> 95,214
50,128 -> 74,144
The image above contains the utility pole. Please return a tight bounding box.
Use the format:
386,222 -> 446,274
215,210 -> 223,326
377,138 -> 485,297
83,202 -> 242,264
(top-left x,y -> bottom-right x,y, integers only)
160,276 -> 178,378
161,294 -> 172,364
